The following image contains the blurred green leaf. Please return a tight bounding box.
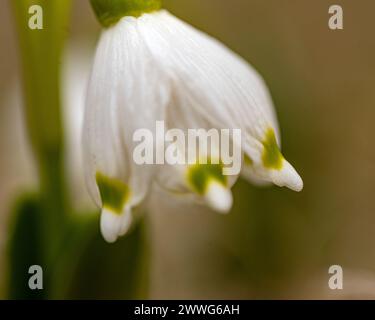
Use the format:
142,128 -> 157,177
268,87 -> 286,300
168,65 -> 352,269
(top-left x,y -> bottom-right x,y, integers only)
65,217 -> 150,299
7,194 -> 46,299
7,197 -> 150,299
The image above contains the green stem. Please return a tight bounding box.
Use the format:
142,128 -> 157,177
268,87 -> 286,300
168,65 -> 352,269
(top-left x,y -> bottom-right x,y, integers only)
90,0 -> 162,27
11,0 -> 71,264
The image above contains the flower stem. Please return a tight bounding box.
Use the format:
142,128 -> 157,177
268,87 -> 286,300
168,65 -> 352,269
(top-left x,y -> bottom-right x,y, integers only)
11,0 -> 72,262
90,0 -> 162,27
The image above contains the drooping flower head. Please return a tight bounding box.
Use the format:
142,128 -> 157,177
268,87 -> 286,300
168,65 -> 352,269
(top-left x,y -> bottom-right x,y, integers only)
84,0 -> 303,242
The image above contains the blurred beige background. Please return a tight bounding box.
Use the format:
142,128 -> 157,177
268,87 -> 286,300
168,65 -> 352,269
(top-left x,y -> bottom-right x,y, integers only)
1,0 -> 375,299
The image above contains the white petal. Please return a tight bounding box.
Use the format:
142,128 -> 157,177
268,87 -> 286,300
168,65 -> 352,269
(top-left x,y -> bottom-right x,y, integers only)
270,160 -> 303,192
155,137 -> 238,211
100,208 -> 122,243
205,181 -> 233,214
63,45 -> 95,211
241,166 -> 273,187
119,205 -> 133,236
137,10 -> 302,191
83,15 -> 170,211
138,10 -> 279,140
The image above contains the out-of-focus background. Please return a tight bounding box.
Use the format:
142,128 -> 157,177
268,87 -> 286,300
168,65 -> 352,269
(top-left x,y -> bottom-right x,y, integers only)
1,0 -> 375,299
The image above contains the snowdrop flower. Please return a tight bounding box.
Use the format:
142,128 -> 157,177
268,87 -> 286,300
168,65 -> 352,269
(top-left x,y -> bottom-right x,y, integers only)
84,0 -> 303,243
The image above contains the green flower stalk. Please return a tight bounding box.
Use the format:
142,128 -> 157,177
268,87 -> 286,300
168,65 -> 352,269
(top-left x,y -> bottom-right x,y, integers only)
90,0 -> 162,27
9,0 -> 151,299
12,0 -> 71,261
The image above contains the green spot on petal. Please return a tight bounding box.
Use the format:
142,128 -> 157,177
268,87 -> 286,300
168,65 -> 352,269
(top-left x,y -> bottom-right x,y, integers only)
261,128 -> 284,170
96,172 -> 130,214
244,154 -> 253,166
187,163 -> 227,195
90,0 -> 162,27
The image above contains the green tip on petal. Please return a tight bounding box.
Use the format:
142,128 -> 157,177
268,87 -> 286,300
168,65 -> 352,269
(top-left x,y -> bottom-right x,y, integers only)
96,172 -> 131,214
186,163 -> 227,195
90,0 -> 162,27
244,154 -> 254,167
261,128 -> 284,170
187,163 -> 232,213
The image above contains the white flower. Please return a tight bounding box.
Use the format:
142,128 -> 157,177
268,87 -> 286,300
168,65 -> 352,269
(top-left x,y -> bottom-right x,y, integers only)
83,9 -> 303,243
